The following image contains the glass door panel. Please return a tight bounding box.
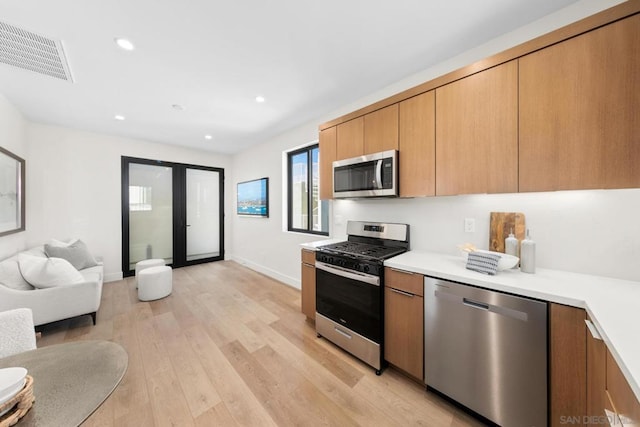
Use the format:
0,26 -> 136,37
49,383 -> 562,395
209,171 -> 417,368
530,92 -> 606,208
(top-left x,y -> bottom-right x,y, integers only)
128,163 -> 173,270
186,168 -> 221,262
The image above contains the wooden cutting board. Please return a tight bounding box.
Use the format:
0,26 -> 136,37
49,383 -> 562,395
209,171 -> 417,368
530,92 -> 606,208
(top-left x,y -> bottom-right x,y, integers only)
489,212 -> 526,253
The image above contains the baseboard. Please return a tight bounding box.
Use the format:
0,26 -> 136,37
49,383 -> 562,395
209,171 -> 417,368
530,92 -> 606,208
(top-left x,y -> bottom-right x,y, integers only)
228,254 -> 300,290
104,272 -> 124,283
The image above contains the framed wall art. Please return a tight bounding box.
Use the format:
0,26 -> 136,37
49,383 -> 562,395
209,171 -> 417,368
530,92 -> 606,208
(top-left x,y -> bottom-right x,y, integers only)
0,146 -> 25,237
237,177 -> 268,217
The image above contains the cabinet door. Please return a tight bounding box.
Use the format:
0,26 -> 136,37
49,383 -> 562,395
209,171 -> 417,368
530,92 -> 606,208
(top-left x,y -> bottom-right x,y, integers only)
301,250 -> 316,320
606,350 -> 640,426
384,286 -> 423,380
364,104 -> 398,155
319,127 -> 337,200
336,117 -> 364,160
586,317 -> 606,426
435,60 -> 518,195
519,14 -> 640,192
399,91 -> 435,197
550,303 -> 587,426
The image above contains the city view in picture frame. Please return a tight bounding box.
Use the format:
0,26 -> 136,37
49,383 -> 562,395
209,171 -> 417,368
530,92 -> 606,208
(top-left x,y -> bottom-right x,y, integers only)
237,177 -> 269,217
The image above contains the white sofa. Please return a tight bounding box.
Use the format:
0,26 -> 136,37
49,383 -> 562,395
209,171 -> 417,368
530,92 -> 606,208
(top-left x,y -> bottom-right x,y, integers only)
0,246 -> 103,326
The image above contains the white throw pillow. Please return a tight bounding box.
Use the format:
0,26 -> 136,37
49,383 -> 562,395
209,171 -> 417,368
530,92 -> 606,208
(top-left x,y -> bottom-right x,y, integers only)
18,253 -> 84,289
48,238 -> 79,247
44,240 -> 98,270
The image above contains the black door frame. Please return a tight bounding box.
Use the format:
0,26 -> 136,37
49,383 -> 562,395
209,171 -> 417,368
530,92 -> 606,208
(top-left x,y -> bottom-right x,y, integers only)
121,156 -> 225,277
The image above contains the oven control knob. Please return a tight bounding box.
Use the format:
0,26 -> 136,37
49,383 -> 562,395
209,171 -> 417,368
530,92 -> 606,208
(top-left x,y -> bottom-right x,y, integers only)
363,265 -> 370,273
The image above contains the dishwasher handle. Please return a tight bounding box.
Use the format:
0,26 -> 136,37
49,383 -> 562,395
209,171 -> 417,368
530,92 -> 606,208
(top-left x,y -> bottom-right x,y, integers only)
463,298 -> 489,310
433,289 -> 529,322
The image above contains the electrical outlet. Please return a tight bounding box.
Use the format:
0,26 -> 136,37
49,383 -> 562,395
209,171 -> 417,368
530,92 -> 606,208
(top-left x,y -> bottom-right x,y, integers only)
464,218 -> 475,233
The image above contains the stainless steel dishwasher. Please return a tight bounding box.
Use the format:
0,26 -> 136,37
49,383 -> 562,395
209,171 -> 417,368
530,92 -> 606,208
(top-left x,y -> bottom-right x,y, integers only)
424,277 -> 547,427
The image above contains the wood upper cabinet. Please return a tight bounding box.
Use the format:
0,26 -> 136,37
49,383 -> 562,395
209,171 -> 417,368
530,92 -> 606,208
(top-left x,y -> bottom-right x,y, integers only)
435,60 -> 518,196
384,267 -> 424,380
301,249 -> 316,320
319,127 -> 337,200
336,117 -> 364,160
519,14 -> 640,192
363,104 -> 398,155
399,91 -> 435,197
549,303 -> 587,426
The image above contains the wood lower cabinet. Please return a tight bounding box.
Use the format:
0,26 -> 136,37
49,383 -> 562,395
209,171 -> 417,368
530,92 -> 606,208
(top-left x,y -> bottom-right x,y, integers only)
383,267 -> 423,380
550,303 -> 587,426
435,60 -> 518,196
363,104 -> 398,155
336,117 -> 364,160
519,14 -> 640,192
398,91 -> 435,197
586,316 -> 607,426
586,315 -> 640,426
300,249 -> 316,320
319,127 -> 337,200
606,349 -> 640,426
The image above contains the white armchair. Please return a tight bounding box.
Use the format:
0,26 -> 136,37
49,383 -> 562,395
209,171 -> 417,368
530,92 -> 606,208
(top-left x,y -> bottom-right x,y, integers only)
0,308 -> 37,358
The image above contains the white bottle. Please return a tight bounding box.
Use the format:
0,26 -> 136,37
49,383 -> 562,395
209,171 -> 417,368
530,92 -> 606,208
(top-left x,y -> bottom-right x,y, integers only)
505,229 -> 519,268
520,229 -> 536,274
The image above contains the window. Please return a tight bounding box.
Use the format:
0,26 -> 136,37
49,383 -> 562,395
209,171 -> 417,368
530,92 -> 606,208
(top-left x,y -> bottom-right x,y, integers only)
288,144 -> 328,235
129,185 -> 153,211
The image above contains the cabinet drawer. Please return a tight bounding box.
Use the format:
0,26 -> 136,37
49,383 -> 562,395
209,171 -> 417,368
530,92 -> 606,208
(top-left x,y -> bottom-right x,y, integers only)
301,249 -> 315,265
384,267 -> 423,296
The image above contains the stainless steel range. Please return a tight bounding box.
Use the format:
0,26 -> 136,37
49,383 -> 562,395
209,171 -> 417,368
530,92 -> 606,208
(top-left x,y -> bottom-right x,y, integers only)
315,221 -> 409,375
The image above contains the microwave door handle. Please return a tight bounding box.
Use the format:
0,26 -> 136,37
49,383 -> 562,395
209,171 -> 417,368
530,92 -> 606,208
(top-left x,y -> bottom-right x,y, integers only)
375,159 -> 383,189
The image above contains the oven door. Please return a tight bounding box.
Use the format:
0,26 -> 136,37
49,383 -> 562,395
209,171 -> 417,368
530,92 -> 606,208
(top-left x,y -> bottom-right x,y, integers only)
315,261 -> 382,343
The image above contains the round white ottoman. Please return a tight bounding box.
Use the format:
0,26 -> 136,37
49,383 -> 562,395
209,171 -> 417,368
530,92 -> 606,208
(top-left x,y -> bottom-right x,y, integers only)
135,259 -> 165,287
137,265 -> 172,301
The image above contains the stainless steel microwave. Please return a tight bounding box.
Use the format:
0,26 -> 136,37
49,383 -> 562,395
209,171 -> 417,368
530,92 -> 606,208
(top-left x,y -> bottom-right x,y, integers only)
333,150 -> 398,198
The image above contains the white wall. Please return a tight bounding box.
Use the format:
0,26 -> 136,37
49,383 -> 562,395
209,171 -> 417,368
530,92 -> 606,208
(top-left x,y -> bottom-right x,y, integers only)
230,0 -> 639,286
332,190 -> 640,282
0,94 -> 28,259
229,124 -> 319,286
26,123 -> 232,282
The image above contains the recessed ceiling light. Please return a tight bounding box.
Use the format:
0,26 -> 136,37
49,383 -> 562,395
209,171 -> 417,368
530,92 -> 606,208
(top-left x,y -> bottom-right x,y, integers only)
255,96 -> 265,103
204,134 -> 213,140
115,38 -> 135,51
114,114 -> 126,121
172,104 -> 185,111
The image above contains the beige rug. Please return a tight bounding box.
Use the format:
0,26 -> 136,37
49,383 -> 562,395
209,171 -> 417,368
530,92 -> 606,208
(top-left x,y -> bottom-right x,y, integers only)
0,340 -> 128,426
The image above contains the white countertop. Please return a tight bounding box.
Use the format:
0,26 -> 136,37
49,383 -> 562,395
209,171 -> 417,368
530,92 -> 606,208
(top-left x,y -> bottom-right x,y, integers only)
385,250 -> 640,403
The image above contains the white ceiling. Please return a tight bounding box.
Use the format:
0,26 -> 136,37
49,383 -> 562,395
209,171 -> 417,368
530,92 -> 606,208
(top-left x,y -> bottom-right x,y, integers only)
0,0 -> 580,154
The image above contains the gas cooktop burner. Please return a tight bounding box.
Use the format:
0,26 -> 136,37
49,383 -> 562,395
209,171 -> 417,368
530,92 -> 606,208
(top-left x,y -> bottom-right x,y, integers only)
320,241 -> 406,260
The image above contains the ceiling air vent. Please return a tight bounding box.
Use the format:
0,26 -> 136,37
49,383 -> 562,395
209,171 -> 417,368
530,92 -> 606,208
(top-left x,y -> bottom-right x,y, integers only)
0,21 -> 73,82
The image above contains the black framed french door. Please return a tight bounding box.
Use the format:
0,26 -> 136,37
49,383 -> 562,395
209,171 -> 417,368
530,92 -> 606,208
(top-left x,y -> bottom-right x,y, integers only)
121,156 -> 224,276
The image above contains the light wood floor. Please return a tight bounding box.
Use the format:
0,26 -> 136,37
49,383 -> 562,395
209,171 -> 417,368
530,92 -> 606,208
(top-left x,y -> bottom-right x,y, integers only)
37,260 -> 486,427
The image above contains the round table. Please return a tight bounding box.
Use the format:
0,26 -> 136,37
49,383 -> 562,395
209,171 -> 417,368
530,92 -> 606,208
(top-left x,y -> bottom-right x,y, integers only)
0,340 -> 128,427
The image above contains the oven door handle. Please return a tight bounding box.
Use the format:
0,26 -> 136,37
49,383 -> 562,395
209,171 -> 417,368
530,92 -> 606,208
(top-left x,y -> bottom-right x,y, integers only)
315,261 -> 380,286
